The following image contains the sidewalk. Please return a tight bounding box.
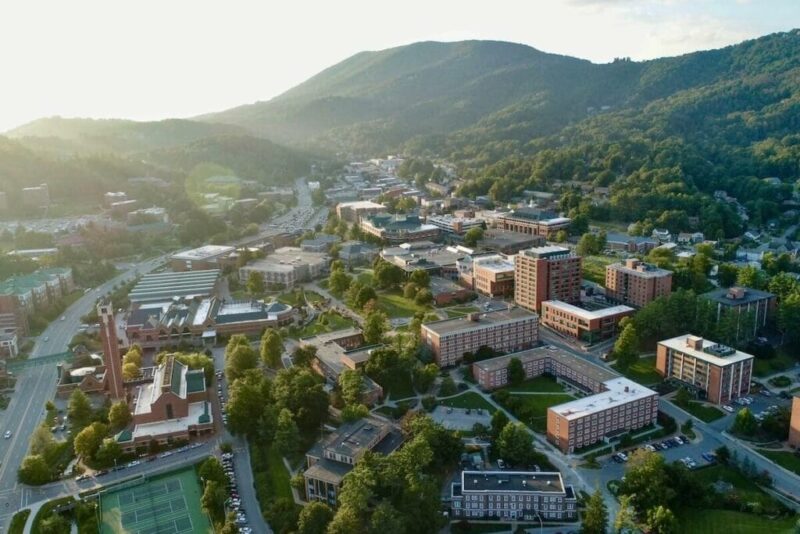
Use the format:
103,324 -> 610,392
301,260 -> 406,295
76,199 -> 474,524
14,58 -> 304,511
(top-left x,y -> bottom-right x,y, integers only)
21,500 -> 44,534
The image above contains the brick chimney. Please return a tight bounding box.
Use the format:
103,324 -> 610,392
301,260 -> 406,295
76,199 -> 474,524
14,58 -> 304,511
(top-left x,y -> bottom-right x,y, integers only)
99,303 -> 124,400
685,335 -> 703,351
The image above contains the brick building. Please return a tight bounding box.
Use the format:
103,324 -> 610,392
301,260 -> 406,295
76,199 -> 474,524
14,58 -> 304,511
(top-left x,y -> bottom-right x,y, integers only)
540,301 -> 634,343
701,286 -> 776,341
497,208 -> 571,239
789,396 -> 800,448
656,334 -> 754,405
335,200 -> 387,223
514,247 -> 582,313
466,255 -> 516,298
421,307 -> 539,367
605,259 -> 672,308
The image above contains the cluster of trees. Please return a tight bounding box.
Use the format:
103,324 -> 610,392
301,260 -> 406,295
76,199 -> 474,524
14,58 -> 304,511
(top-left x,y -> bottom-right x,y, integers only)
397,158 -> 448,190
402,269 -> 433,306
731,405 -> 790,441
576,232 -> 607,256
122,344 -> 143,380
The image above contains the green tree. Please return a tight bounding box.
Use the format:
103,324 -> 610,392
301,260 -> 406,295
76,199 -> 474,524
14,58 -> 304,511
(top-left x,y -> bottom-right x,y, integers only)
199,457 -> 228,486
614,494 -> 637,534
95,438 -> 123,467
297,501 -> 334,534
363,310 -> 389,344
108,401 -> 132,431
74,421 -> 109,461
339,370 -> 364,406
292,345 -> 318,367
439,376 -> 457,396
716,263 -> 739,287
122,361 -> 140,380
260,328 -> 284,368
368,502 -> 405,534
272,367 -> 329,433
414,288 -> 433,305
496,422 -> 534,465
39,514 -> 70,534
581,488 -> 608,534
779,293 -> 800,346
618,450 -> 674,516
508,357 -> 525,386
327,505 -> 363,534
490,410 -> 509,441
409,269 -> 431,288
225,343 -> 258,382
736,265 -> 765,289
732,407 -> 758,436
355,285 -> 378,309
227,375 -> 271,439
328,269 -> 353,295
246,271 -> 265,295
201,479 -> 226,525
29,425 -> 55,456
413,363 -> 439,392
403,282 -> 418,299
463,227 -> 484,247
577,233 -> 601,256
68,389 -> 93,431
613,322 -> 639,371
645,505 -> 677,534
17,455 -> 51,485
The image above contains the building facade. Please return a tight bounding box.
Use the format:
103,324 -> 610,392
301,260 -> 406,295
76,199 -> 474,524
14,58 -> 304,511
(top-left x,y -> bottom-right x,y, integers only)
514,247 -> 582,313
239,247 -> 328,289
360,213 -> 440,244
170,245 -> 235,272
789,396 -> 800,448
540,301 -> 634,343
497,208 -> 571,239
701,287 -> 776,341
471,255 -> 515,297
421,307 -> 539,367
451,471 -> 578,522
605,259 -> 672,308
335,200 -> 387,223
656,334 -> 754,405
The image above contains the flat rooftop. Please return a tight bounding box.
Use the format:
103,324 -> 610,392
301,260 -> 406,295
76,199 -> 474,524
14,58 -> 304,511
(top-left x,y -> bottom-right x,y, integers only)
128,270 -> 220,303
543,300 -> 634,320
128,401 -> 211,441
481,230 -> 545,247
460,470 -> 566,494
607,261 -> 672,278
422,306 -> 537,337
243,247 -> 328,270
171,245 -> 234,261
702,286 -> 775,306
520,246 -> 573,260
473,345 -> 616,385
659,334 -> 755,366
323,417 -> 396,458
550,377 -> 657,421
473,255 -> 515,272
337,200 -> 385,210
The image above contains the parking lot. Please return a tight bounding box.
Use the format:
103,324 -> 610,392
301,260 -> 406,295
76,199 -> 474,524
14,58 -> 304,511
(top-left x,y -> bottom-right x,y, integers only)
430,405 -> 491,431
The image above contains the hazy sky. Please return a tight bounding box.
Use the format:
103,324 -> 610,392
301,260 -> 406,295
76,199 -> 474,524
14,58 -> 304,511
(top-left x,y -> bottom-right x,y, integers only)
1,0 -> 797,132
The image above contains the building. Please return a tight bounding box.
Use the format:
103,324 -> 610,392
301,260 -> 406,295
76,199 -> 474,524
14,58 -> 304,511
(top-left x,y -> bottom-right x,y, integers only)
300,234 -> 341,253
429,276 -> 475,306
99,303 -> 125,400
0,330 -> 18,358
458,254 -> 516,297
117,355 -> 213,452
701,287 -> 776,340
360,213 -> 440,245
789,396 -> 800,448
472,345 -> 616,392
421,307 -> 539,367
127,207 -> 169,227
656,334 -> 754,404
335,200 -> 387,223
301,329 -> 383,405
0,268 -> 75,335
338,241 -> 378,266
104,192 -> 128,206
540,301 -> 634,343
128,270 -> 221,304
304,416 -> 404,507
170,245 -> 236,272
547,377 -> 659,453
239,247 -> 328,289
497,208 -> 570,239
22,183 -> 49,208
605,232 -> 658,254
514,247 -> 582,313
450,470 -> 577,522
381,242 -> 470,279
605,259 -> 673,308
426,214 -> 484,236
479,230 -> 546,255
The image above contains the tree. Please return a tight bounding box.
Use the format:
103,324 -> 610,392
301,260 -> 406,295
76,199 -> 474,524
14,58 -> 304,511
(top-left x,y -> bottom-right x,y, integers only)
272,367 -> 329,433
260,329 -> 283,368
328,269 -> 352,295
613,322 -> 639,371
508,357 -> 525,386
577,233 -> 602,256
327,505 -> 363,534
225,344 -> 258,382
439,376 -> 457,396
246,271 -> 265,295
68,389 -> 93,431
779,293 -> 800,346
199,457 -> 227,486
95,438 -> 123,467
341,403 -> 370,421
354,285 -> 378,309
413,363 -> 438,393
201,479 -> 226,525
122,345 -> 143,367
74,421 -> 108,461
463,227 -> 484,247
732,407 -> 758,436
29,425 -> 55,456
414,288 -> 433,305
614,494 -> 637,534
490,411 -> 509,441
581,488 -> 608,534
715,445 -> 731,464
363,310 -> 389,344
292,345 -> 317,367
122,362 -> 140,380
338,370 -> 364,406
673,387 -> 691,407
717,263 -> 739,287
374,260 -> 404,290
368,501 -> 405,534
39,513 -> 70,534
618,450 -> 673,516
403,282 -> 418,299
18,454 -> 51,485
297,501 -> 334,534
227,375 -> 270,439
645,505 -> 677,534
410,269 -> 431,289
496,422 -> 534,466
108,401 -> 132,431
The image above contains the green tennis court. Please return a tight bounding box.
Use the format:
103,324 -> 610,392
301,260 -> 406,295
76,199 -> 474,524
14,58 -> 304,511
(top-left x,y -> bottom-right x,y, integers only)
100,467 -> 212,534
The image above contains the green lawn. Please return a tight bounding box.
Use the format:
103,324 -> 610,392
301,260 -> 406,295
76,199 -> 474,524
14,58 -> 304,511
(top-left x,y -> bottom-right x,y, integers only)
612,356 -> 662,385
502,394 -> 575,433
582,255 -> 616,285
9,510 -> 30,534
753,349 -> 797,377
758,450 -> 800,476
676,401 -> 725,422
677,509 -> 796,534
437,392 -> 497,413
384,371 -> 417,400
290,310 -> 356,339
265,445 -> 293,501
376,291 -> 431,318
442,305 -> 480,318
504,375 -> 566,393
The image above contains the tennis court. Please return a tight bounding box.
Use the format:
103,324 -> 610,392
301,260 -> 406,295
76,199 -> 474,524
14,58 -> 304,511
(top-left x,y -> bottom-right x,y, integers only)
100,467 -> 212,534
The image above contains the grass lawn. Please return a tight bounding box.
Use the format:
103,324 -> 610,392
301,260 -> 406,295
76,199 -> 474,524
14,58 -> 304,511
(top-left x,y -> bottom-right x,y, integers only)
442,305 -> 480,318
377,291 -> 431,318
676,401 -> 725,422
758,450 -> 800,476
612,356 -> 662,385
438,392 -> 497,413
753,349 -> 798,377
384,371 -> 417,400
676,509 -> 796,534
9,510 -> 30,534
290,310 -> 356,338
503,394 -> 575,433
355,269 -> 374,286
582,255 -> 616,285
265,445 -> 293,501
504,375 -> 566,393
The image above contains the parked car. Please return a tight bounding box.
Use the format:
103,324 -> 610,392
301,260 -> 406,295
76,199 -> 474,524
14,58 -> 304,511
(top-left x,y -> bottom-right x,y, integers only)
722,405 -> 735,413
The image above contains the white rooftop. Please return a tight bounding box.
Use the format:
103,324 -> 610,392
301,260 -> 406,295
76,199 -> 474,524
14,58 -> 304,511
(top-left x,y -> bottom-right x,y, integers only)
130,401 -> 211,439
337,200 -> 385,209
551,377 -> 656,420
172,245 -> 235,261
659,334 -> 755,367
543,300 -> 634,320
473,255 -> 515,272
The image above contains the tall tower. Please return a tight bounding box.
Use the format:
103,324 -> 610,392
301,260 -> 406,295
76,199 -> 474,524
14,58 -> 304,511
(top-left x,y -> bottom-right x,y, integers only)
514,246 -> 582,313
99,303 -> 124,400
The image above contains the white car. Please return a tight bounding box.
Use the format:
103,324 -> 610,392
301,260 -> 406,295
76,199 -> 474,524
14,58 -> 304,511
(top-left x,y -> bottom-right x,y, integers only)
722,405 -> 735,413
4,430 -> 11,439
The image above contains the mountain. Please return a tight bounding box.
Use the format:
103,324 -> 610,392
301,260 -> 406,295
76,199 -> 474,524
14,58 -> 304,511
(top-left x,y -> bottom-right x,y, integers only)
199,32 -> 800,160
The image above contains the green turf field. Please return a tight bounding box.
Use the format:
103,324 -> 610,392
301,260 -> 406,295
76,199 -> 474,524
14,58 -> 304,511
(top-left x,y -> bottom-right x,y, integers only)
100,467 -> 212,534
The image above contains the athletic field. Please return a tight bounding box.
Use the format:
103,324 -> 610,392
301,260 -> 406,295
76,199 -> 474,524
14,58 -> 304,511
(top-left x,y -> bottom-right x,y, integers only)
99,467 -> 212,534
